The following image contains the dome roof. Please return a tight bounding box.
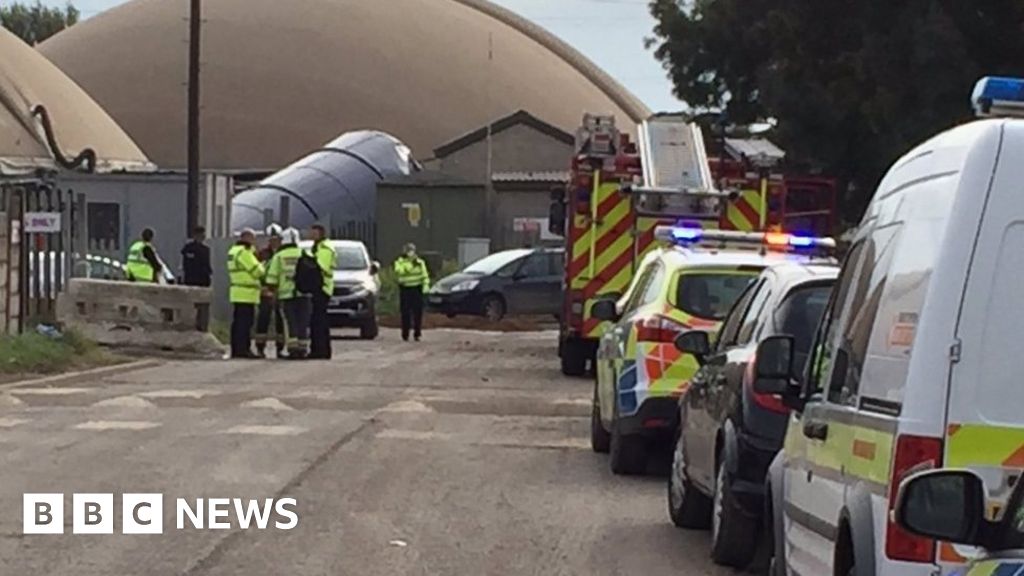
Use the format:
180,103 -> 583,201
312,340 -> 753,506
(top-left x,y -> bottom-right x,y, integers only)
0,27 -> 152,176
39,0 -> 650,172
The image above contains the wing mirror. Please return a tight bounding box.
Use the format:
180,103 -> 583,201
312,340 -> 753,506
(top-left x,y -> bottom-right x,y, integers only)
754,335 -> 799,398
590,299 -> 619,322
895,469 -> 991,547
370,261 -> 380,275
674,330 -> 711,364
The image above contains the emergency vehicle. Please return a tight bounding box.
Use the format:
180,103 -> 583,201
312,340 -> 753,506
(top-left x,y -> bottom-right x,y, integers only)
756,76 -> 1024,576
550,114 -> 837,377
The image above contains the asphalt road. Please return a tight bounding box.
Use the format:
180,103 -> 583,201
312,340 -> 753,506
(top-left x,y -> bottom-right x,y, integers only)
0,329 -> 734,576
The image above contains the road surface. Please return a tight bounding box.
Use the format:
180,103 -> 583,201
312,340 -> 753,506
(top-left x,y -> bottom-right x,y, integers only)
0,329 -> 734,576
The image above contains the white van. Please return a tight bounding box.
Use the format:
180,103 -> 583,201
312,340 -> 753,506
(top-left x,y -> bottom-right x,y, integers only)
755,77 -> 1024,576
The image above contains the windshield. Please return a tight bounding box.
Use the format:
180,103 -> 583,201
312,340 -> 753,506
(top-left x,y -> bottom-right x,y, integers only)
463,250 -> 531,275
335,246 -> 369,271
675,271 -> 759,320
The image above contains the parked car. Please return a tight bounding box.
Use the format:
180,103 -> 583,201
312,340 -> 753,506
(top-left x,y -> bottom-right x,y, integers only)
894,468 -> 1024,576
761,77 -> 1024,576
299,240 -> 380,339
667,263 -> 837,568
428,248 -> 563,321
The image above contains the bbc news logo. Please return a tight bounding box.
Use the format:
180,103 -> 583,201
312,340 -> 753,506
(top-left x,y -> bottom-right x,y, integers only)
23,494 -> 298,534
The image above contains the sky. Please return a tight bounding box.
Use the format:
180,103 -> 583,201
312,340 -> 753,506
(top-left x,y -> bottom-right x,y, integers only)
38,0 -> 683,112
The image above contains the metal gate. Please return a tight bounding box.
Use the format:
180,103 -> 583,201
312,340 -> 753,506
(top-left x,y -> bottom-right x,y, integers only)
0,181 -> 75,332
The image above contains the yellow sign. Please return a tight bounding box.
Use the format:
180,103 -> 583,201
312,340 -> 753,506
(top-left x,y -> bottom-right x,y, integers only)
401,203 -> 422,228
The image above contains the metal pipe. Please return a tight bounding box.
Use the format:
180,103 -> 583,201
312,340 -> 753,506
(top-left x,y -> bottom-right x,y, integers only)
186,0 -> 202,236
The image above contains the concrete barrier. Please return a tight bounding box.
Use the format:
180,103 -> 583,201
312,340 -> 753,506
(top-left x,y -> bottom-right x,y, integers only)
56,279 -> 225,356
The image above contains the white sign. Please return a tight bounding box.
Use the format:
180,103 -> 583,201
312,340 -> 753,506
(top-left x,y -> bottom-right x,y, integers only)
24,212 -> 62,233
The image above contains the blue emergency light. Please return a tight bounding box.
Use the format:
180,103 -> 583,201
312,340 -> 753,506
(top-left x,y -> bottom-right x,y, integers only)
655,225 -> 836,252
972,77 -> 1024,117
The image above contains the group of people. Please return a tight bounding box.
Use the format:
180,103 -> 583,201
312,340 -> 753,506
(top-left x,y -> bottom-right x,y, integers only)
126,225 -> 434,356
227,223 -> 335,360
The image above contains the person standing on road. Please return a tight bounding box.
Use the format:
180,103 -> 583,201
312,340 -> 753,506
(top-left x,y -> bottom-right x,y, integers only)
254,224 -> 286,358
180,226 -> 212,287
227,228 -> 265,359
393,242 -> 430,342
308,223 -> 336,360
266,228 -> 311,359
126,228 -> 162,283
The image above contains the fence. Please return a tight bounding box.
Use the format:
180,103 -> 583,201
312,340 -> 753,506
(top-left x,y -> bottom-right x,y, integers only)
0,181 -> 75,332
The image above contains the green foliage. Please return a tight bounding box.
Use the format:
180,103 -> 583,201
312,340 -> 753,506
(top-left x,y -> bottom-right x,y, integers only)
1,1 -> 78,45
648,0 -> 1024,222
0,329 -> 106,375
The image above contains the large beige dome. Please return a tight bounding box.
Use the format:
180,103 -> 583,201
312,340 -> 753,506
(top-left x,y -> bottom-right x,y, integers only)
0,26 -> 151,175
39,0 -> 650,171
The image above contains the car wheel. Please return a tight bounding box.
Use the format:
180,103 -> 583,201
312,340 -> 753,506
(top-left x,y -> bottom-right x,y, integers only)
590,381 -> 611,453
710,457 -> 759,567
560,337 -> 588,377
609,396 -> 647,475
359,318 -> 379,340
667,430 -> 712,528
482,295 -> 505,322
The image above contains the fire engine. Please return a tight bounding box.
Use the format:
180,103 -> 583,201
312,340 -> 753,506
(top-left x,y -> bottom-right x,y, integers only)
549,114 -> 837,376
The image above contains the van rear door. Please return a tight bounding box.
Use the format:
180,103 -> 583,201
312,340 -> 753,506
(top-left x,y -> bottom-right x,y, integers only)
947,120 -> 1024,524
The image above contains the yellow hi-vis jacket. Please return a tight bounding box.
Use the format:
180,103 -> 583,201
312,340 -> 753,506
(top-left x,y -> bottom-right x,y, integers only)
266,245 -> 303,300
125,240 -> 156,282
227,243 -> 265,304
394,255 -> 430,293
313,240 -> 336,296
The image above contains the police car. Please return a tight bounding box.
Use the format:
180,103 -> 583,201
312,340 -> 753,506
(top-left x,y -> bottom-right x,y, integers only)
757,76 -> 1024,576
590,226 -> 835,475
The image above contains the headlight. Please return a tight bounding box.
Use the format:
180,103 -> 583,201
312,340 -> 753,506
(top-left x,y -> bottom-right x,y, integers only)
451,279 -> 480,292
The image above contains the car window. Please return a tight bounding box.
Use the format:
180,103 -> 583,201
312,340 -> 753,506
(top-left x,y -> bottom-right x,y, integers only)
675,271 -> 759,321
518,253 -> 549,278
715,280 -> 759,350
808,241 -> 868,400
622,261 -> 659,315
775,283 -> 834,375
335,246 -> 369,271
737,279 -> 772,345
638,263 -> 666,307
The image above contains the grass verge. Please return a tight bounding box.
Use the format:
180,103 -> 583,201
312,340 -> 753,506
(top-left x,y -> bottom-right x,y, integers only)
0,330 -> 121,378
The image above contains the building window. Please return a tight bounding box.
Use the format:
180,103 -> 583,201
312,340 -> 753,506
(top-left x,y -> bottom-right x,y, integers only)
87,203 -> 121,252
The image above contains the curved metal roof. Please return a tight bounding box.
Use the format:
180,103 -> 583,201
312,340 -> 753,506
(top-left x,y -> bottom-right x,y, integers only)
39,0 -> 650,171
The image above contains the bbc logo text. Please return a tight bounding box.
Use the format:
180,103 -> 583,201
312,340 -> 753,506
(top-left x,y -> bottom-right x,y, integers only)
23,494 -> 298,534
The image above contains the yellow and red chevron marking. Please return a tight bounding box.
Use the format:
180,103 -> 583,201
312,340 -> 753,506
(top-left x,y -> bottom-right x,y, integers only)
722,189 -> 766,232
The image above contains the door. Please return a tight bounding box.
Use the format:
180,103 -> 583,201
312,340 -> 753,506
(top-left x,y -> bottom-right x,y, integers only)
948,122 -> 1024,510
784,240 -> 871,576
504,252 -> 558,314
686,279 -> 762,491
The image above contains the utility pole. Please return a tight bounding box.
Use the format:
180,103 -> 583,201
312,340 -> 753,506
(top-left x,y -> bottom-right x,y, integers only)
186,0 -> 202,236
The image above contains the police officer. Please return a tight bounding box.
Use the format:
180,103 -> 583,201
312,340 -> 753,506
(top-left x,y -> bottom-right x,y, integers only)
254,224 -> 286,358
266,228 -> 311,359
227,228 -> 264,359
393,242 -> 430,342
126,228 -> 162,283
308,223 -> 336,359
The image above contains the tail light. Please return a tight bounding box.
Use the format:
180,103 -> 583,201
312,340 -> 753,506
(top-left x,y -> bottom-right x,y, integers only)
744,356 -> 788,414
636,315 -> 686,343
885,434 -> 943,563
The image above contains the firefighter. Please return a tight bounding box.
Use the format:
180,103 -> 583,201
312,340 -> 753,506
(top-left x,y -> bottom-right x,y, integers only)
393,242 -> 430,342
266,227 -> 311,359
126,228 -> 162,283
308,223 -> 336,360
227,228 -> 264,359
254,224 -> 286,358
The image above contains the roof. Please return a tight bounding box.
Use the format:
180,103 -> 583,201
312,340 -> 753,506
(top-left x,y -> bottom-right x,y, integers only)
433,110 -> 575,158
0,27 -> 153,176
39,0 -> 649,171
491,170 -> 571,184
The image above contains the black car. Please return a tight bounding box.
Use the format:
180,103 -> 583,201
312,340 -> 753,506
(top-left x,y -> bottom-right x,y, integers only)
428,248 -> 563,321
667,262 -> 837,569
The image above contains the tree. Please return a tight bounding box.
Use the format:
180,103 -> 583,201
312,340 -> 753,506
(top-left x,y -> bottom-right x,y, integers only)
648,0 -> 1024,222
1,1 -> 78,45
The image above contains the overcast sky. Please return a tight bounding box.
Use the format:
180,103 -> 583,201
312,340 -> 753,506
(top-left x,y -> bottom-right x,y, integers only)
39,0 -> 682,112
